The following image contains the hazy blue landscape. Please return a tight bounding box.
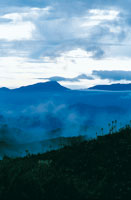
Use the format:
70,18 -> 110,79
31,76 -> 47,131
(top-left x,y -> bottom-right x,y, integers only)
0,0 -> 131,199
0,81 -> 131,157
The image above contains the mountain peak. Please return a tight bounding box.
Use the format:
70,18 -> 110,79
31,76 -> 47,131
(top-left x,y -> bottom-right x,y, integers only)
13,81 -> 69,93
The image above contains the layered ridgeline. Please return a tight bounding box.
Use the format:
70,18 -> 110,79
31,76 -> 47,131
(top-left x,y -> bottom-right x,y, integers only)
0,125 -> 130,200
0,81 -> 69,93
89,83 -> 131,91
0,81 -> 131,157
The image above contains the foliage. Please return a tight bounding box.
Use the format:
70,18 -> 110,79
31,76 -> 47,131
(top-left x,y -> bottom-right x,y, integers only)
0,126 -> 131,200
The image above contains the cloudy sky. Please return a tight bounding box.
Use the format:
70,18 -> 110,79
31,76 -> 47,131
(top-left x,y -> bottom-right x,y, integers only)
0,0 -> 131,89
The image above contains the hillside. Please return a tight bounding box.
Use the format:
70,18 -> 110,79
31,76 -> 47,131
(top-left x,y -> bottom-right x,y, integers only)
89,83 -> 131,91
0,81 -> 69,93
0,126 -> 131,200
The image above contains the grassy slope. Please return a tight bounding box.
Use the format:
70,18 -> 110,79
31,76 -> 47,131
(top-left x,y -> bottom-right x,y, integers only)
0,127 -> 131,200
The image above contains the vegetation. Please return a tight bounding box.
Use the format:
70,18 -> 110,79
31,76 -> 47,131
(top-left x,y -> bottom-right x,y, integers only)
0,125 -> 131,200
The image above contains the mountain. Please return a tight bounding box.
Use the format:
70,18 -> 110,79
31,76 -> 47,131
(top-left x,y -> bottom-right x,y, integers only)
0,81 -> 131,144
88,83 -> 131,91
0,81 -> 69,93
0,87 -> 10,92
13,81 -> 70,93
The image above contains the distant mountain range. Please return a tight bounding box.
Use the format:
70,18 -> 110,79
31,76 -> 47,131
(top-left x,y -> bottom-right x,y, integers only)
1,81 -> 131,93
89,83 -> 131,91
0,80 -> 131,156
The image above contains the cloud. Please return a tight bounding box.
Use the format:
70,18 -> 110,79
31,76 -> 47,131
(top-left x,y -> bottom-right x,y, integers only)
0,0 -> 131,88
0,3 -> 127,58
33,7 -> 122,59
0,7 -> 51,41
0,21 -> 35,41
37,74 -> 94,82
93,70 -> 131,81
1,7 -> 51,22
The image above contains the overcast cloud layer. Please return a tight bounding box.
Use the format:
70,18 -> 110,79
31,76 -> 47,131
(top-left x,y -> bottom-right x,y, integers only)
0,0 -> 131,88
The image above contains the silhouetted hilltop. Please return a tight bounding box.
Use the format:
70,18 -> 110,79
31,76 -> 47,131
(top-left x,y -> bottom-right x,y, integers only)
89,83 -> 131,91
0,81 -> 69,93
0,87 -> 10,92
13,81 -> 70,93
0,126 -> 131,200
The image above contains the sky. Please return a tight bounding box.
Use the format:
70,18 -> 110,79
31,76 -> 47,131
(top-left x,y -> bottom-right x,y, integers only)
0,0 -> 131,89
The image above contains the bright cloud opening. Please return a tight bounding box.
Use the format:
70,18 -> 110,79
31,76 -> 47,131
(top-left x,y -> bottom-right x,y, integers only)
0,21 -> 35,41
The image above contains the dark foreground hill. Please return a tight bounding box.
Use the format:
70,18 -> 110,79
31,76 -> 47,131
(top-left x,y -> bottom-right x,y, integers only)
0,127 -> 131,200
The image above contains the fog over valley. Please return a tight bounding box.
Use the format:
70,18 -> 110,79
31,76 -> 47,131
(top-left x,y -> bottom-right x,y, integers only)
0,81 -> 131,157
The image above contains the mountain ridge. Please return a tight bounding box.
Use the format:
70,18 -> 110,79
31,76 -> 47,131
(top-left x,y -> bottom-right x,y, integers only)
88,83 -> 131,91
0,81 -> 70,93
1,82 -> 131,92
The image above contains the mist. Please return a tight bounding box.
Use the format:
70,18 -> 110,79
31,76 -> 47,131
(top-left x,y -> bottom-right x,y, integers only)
0,83 -> 131,158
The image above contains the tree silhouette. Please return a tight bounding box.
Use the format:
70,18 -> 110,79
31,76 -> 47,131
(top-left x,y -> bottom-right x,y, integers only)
112,121 -> 114,134
108,123 -> 111,134
101,128 -> 104,136
115,120 -> 117,132
130,120 -> 131,127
